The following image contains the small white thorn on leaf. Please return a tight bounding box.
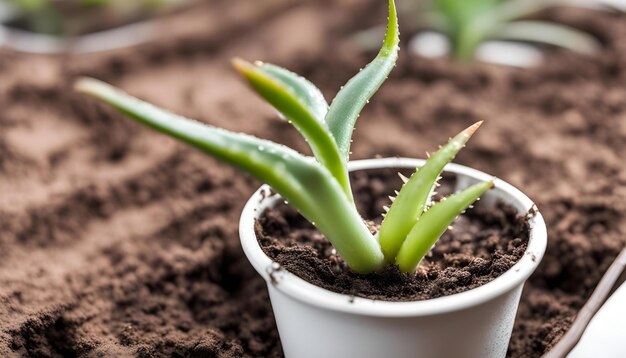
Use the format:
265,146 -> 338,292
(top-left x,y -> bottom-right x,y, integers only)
394,190 -> 399,195
448,225 -> 454,230
426,151 -> 431,158
388,196 -> 396,202
383,205 -> 390,212
382,213 -> 387,218
398,173 -> 409,183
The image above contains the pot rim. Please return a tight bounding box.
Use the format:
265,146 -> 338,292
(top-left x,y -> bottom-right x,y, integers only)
239,157 -> 547,317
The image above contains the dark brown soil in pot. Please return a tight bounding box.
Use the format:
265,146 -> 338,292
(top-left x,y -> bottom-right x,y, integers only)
0,0 -> 625,357
256,169 -> 530,301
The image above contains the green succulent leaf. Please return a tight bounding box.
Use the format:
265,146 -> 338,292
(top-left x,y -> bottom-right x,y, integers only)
325,0 -> 399,160
232,59 -> 352,201
74,77 -> 384,273
396,180 -> 494,273
378,121 -> 483,262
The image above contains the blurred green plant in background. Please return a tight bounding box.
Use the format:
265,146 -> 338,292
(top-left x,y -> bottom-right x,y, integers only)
421,0 -> 600,61
350,0 -> 602,63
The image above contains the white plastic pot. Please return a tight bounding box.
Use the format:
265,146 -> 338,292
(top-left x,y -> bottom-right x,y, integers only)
239,157 -> 547,358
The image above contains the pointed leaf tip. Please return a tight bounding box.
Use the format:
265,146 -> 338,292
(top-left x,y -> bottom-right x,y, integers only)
450,120 -> 484,150
74,77 -> 110,96
464,120 -> 484,137
74,77 -> 92,92
381,0 -> 399,55
231,57 -> 254,74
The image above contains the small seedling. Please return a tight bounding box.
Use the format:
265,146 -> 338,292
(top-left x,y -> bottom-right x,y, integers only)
420,0 -> 600,61
75,0 -> 493,274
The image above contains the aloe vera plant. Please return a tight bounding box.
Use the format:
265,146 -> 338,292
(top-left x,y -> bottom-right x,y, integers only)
420,0 -> 600,61
75,0 -> 493,275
